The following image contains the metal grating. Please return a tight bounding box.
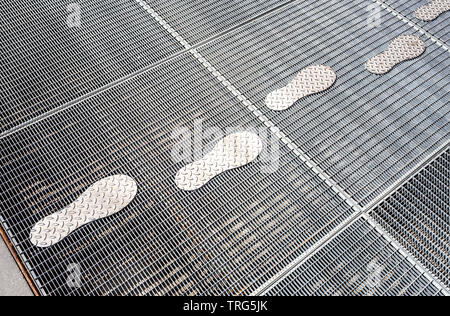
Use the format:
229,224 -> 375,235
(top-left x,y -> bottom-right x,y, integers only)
198,0 -> 450,207
369,148 -> 450,289
266,218 -> 445,296
0,0 -> 448,297
0,0 -> 184,133
0,52 -> 357,296
142,0 -> 292,45
379,0 -> 450,45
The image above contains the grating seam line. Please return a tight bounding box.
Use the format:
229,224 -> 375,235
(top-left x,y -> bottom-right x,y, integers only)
14,1 -> 362,296
264,217 -> 441,296
368,148 -> 450,290
133,5 -> 370,294
382,0 -> 450,40
135,1 -> 449,297
256,142 -> 450,296
0,0 -> 299,140
362,213 -> 450,295
1,1 -> 447,296
135,0 -> 363,215
190,0 -> 450,207
374,0 -> 449,51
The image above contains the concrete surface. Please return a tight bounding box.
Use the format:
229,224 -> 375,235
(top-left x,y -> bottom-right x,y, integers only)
0,239 -> 33,296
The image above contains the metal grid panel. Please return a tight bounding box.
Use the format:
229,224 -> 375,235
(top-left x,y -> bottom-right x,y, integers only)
0,0 -> 184,133
380,0 -> 450,44
143,0 -> 291,45
267,218 -> 443,296
198,0 -> 450,206
0,52 -> 356,296
369,148 -> 449,289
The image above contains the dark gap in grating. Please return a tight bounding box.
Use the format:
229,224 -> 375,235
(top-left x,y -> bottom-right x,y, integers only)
369,148 -> 449,290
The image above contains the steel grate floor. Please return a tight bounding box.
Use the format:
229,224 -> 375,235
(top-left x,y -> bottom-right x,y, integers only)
198,0 -> 450,206
0,0 -> 448,296
266,218 -> 446,296
0,0 -> 184,134
370,148 -> 450,289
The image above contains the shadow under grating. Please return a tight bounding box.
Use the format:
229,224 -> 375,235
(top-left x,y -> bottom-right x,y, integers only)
266,218 -> 445,296
369,147 -> 450,290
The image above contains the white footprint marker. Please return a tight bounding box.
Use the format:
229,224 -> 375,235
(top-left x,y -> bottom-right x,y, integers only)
415,0 -> 450,21
30,175 -> 138,248
265,65 -> 337,111
366,35 -> 426,75
175,132 -> 263,191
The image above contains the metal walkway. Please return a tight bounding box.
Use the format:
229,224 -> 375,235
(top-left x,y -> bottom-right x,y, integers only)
0,0 -> 448,296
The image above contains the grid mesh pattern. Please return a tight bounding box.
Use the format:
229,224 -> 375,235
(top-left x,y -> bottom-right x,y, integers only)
267,218 -> 444,296
380,0 -> 450,44
0,0 -> 184,133
0,0 -> 448,297
198,0 -> 450,207
143,0 -> 291,45
370,148 -> 450,289
0,53 -> 356,296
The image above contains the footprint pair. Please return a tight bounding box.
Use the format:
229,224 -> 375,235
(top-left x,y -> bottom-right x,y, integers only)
264,34 -> 428,110
31,133 -> 263,247
366,0 -> 449,74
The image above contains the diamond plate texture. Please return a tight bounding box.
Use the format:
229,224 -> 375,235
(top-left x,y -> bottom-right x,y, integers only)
415,0 -> 450,21
175,132 -> 263,191
30,175 -> 138,248
265,65 -> 336,111
366,35 -> 427,74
